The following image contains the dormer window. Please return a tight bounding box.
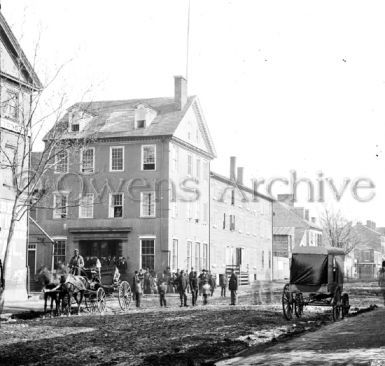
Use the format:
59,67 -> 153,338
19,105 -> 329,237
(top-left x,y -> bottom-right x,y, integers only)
68,109 -> 93,133
71,123 -> 80,132
134,104 -> 157,129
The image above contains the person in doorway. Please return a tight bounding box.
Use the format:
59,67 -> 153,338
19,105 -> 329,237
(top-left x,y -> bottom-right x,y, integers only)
69,249 -> 84,276
229,268 -> 238,305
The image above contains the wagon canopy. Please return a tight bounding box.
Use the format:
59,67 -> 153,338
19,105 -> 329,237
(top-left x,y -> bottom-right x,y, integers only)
290,247 -> 345,286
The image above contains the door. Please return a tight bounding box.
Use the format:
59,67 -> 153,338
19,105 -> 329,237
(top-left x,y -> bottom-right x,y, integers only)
27,244 -> 37,276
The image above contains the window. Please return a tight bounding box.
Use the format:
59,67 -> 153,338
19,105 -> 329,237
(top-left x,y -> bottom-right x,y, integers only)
203,243 -> 208,270
54,240 -> 66,269
195,242 -> 201,272
230,215 -> 236,231
187,155 -> 192,176
141,239 -> 155,270
71,123 -> 79,132
223,213 -> 226,229
195,200 -> 200,221
172,239 -> 178,270
187,241 -> 192,271
79,193 -> 94,218
231,190 -> 235,205
109,193 -> 123,218
203,161 -> 209,182
2,89 -> 19,120
81,148 -> 94,173
136,120 -> 146,129
173,145 -> 179,172
142,145 -> 156,170
53,194 -> 68,219
269,250 -> 271,269
196,158 -> 201,180
141,191 -> 156,217
55,150 -> 68,173
110,147 -> 124,171
262,250 -> 265,268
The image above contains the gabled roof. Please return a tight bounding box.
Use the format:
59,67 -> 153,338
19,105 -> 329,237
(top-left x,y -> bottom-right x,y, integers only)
47,95 -> 216,158
0,11 -> 43,90
273,201 -> 322,231
353,223 -> 385,251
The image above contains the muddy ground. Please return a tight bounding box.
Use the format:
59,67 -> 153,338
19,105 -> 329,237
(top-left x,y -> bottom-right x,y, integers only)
0,282 -> 382,366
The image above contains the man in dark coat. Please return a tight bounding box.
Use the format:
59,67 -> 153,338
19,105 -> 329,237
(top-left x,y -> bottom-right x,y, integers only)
228,268 -> 238,305
69,249 -> 84,275
190,271 -> 199,306
177,270 -> 189,307
219,273 -> 228,297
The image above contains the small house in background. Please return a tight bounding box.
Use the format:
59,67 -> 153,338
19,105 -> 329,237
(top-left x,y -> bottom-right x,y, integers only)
272,194 -> 323,280
353,221 -> 385,280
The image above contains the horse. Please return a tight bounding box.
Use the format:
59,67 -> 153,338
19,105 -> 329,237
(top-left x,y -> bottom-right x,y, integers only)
37,266 -> 61,316
59,270 -> 89,315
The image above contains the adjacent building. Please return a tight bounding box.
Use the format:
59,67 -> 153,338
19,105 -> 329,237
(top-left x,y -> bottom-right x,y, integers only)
210,157 -> 273,283
353,220 -> 385,280
0,11 -> 42,300
272,194 -> 322,280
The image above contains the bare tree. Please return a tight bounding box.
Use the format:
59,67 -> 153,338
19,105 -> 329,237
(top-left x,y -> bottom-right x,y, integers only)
321,209 -> 360,254
0,34 -> 95,309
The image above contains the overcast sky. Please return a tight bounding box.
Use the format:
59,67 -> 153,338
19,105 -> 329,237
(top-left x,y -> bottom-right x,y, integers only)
3,0 -> 385,225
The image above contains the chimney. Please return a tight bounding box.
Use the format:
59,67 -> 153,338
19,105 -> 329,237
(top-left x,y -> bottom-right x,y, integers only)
311,217 -> 316,224
277,194 -> 295,206
174,76 -> 187,110
230,156 -> 236,181
237,167 -> 244,186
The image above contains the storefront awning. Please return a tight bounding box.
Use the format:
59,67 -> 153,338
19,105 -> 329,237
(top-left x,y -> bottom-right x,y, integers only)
68,227 -> 132,241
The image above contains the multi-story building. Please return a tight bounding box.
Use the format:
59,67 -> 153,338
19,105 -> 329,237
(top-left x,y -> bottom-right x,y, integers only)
0,11 -> 42,300
353,220 -> 385,279
272,194 -> 323,280
210,157 -> 273,283
30,76 -> 216,280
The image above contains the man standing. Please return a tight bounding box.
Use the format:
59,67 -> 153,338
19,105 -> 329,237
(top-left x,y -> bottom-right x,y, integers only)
69,249 -> 84,275
219,273 -> 228,297
229,268 -> 238,305
133,270 -> 143,308
190,271 -> 199,306
158,271 -> 168,307
178,270 -> 189,307
378,261 -> 385,305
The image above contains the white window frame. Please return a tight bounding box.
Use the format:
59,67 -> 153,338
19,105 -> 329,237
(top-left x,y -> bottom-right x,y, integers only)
141,144 -> 156,171
53,193 -> 69,219
140,191 -> 156,218
110,146 -> 124,172
80,147 -> 95,174
2,88 -> 19,121
172,238 -> 178,271
109,192 -> 124,218
54,150 -> 69,174
196,158 -> 201,180
187,154 -> 193,176
202,243 -> 208,270
139,237 -> 156,270
79,193 -> 94,219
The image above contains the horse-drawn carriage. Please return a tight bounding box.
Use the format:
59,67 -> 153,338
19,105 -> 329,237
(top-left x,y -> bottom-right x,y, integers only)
282,246 -> 350,321
46,265 -> 132,315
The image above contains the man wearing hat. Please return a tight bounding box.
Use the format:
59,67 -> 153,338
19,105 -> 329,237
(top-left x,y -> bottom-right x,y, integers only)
69,249 -> 84,275
177,270 -> 189,307
229,268 -> 238,305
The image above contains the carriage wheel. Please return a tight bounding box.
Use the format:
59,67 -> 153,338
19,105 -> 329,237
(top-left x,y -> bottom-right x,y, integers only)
341,293 -> 350,319
84,293 -> 97,313
282,284 -> 293,320
332,287 -> 342,321
118,281 -> 132,311
96,288 -> 106,313
294,293 -> 304,318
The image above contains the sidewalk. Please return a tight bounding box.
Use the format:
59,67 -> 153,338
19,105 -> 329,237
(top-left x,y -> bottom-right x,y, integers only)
218,306 -> 385,365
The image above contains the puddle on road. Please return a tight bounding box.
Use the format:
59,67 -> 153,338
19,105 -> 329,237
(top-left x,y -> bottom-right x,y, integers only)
217,347 -> 385,365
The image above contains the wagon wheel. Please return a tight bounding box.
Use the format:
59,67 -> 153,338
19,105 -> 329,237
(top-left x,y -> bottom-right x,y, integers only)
118,281 -> 132,311
341,293 -> 350,319
294,293 -> 304,318
332,287 -> 342,321
84,292 -> 98,313
96,287 -> 106,313
282,284 -> 293,320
